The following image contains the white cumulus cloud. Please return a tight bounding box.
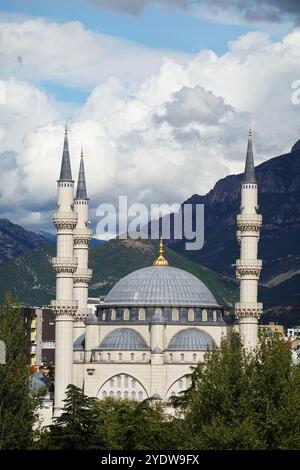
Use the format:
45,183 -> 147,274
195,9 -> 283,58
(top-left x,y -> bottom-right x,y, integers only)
1,18 -> 300,233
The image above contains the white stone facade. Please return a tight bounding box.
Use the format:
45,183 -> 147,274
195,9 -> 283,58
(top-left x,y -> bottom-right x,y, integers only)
72,322 -> 230,401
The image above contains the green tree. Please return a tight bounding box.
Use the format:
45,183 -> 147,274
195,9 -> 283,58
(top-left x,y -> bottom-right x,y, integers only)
0,294 -> 40,449
173,333 -> 300,450
40,384 -> 99,449
249,334 -> 300,449
92,397 -> 182,450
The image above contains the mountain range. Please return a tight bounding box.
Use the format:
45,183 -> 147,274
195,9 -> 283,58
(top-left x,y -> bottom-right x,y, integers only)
0,238 -> 237,310
0,219 -> 49,263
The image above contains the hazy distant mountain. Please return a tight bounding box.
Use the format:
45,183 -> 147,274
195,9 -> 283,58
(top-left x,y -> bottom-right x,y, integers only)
0,219 -> 48,263
36,230 -> 56,244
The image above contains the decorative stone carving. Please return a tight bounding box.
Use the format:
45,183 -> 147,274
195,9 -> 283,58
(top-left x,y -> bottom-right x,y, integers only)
51,257 -> 78,274
53,211 -> 78,231
235,302 -> 263,319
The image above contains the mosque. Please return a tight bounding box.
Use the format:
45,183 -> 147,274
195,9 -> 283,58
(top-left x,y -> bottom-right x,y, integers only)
51,126 -> 262,413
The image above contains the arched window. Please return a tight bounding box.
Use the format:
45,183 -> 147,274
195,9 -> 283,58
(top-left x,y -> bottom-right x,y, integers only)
102,312 -> 106,321
193,353 -> 197,361
99,374 -> 148,401
213,310 -> 217,322
124,308 -> 130,321
131,353 -> 135,361
188,308 -> 194,321
180,354 -> 184,361
142,353 -> 146,361
169,353 -> 173,361
172,308 -> 179,321
111,309 -> 116,321
139,308 -> 146,321
118,353 -> 122,361
202,309 -> 208,322
107,353 -> 111,361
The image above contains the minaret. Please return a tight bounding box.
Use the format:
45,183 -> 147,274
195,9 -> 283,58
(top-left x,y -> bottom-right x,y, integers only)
235,128 -> 263,351
73,148 -> 92,345
51,125 -> 78,412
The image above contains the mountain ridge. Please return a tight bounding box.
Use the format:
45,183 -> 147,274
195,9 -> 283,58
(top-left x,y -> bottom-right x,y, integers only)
0,219 -> 49,263
0,238 -> 238,309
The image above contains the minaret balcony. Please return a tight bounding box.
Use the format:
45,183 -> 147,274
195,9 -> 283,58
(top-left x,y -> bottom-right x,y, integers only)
237,213 -> 262,232
53,211 -> 78,231
73,269 -> 93,283
235,302 -> 263,318
73,228 -> 93,244
236,260 -> 262,278
51,257 -> 78,273
51,299 -> 78,316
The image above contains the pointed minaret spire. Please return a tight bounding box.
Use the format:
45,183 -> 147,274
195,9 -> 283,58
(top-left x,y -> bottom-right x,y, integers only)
59,123 -> 73,181
75,147 -> 88,199
243,126 -> 256,183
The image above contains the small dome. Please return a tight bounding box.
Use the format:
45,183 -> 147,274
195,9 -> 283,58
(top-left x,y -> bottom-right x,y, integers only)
167,328 -> 215,351
103,266 -> 218,307
98,328 -> 149,350
151,394 -> 162,400
74,333 -> 85,351
85,314 -> 98,324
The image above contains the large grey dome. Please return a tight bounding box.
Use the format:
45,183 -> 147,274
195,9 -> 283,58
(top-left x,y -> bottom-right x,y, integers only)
98,328 -> 149,350
167,328 -> 215,351
103,266 -> 218,307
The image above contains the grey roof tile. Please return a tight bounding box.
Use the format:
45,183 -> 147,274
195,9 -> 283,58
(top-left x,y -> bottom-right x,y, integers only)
103,266 -> 218,307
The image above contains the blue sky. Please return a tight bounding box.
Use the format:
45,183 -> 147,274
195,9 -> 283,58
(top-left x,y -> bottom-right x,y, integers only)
0,0 -> 287,104
2,0 -> 287,54
0,0 -> 253,53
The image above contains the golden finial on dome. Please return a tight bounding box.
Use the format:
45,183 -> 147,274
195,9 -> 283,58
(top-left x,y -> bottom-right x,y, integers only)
153,235 -> 169,267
